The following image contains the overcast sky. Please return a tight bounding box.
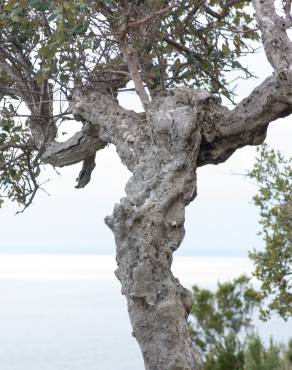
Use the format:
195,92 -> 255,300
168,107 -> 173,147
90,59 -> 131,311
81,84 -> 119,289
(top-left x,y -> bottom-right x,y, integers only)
0,50 -> 291,256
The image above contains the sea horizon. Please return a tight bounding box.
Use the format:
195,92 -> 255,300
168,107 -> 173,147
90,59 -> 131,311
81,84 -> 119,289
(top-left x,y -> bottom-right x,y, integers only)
0,254 -> 290,370
0,254 -> 253,283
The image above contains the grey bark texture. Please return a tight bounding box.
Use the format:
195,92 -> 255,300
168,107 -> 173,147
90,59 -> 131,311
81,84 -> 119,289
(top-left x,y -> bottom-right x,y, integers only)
70,88 -> 210,370
37,3 -> 292,370
106,92 -> 206,370
68,79 -> 291,369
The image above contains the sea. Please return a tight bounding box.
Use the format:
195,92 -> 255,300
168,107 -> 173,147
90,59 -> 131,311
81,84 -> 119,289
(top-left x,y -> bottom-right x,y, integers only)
0,255 -> 290,370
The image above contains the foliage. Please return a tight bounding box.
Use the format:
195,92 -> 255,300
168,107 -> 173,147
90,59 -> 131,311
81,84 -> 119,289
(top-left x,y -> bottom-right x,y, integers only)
0,0 -> 260,95
189,277 -> 292,370
141,0 -> 260,98
284,339 -> 292,369
189,145 -> 292,368
203,332 -> 244,370
248,144 -> 292,320
190,275 -> 261,356
190,145 -> 292,368
244,334 -> 286,370
0,113 -> 39,209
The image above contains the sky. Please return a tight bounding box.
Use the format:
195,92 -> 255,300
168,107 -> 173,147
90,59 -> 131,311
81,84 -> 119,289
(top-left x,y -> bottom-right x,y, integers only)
0,49 -> 291,256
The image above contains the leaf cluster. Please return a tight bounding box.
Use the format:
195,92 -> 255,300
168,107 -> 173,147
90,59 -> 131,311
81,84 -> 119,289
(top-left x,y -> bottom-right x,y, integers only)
190,275 -> 261,353
155,0 -> 260,99
190,277 -> 292,370
0,0 -> 118,89
248,144 -> 292,320
0,0 -> 260,98
0,104 -> 39,210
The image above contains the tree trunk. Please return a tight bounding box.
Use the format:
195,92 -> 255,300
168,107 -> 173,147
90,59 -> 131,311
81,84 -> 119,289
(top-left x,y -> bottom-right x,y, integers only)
68,78 -> 292,368
105,92 -> 205,370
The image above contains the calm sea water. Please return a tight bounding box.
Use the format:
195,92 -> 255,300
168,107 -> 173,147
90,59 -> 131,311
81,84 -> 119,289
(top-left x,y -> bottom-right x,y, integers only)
0,255 -> 290,370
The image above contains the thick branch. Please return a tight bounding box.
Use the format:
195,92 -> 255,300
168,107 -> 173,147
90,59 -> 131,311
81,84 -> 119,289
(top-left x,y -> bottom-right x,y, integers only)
252,0 -> 292,70
75,153 -> 97,189
117,37 -> 151,110
198,70 -> 292,165
41,90 -> 127,168
41,87 -> 147,179
41,131 -> 106,167
70,88 -> 148,171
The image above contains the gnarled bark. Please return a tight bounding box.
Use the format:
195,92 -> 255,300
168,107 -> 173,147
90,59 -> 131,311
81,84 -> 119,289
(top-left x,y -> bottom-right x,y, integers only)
68,74 -> 292,368
70,89 -> 213,369
105,92 -> 207,370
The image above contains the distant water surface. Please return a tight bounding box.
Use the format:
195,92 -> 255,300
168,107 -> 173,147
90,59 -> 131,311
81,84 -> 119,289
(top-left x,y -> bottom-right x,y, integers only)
0,255 -> 290,370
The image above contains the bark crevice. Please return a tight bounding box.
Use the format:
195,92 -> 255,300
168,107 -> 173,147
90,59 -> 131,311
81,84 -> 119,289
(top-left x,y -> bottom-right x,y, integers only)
104,90 -> 211,370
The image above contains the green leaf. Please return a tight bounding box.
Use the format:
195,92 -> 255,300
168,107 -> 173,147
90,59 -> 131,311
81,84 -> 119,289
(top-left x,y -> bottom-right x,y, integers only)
231,61 -> 242,69
93,39 -> 101,50
47,13 -> 57,21
38,45 -> 55,58
60,73 -> 69,83
222,43 -> 230,57
71,20 -> 90,35
29,0 -> 51,11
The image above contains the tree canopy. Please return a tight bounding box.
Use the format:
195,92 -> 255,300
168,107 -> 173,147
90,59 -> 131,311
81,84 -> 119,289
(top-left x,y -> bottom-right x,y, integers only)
0,0 -> 261,209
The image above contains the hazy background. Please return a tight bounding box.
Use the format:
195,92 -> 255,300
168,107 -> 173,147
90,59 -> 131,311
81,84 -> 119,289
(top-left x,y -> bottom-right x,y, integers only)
0,255 -> 291,370
0,47 -> 291,370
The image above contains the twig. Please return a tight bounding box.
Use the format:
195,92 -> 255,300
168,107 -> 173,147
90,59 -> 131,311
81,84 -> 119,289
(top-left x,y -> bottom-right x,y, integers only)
0,142 -> 33,152
127,3 -> 175,29
16,154 -> 39,213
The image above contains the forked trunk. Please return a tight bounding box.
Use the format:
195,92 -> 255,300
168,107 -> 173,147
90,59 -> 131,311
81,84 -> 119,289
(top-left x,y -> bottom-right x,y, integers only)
105,93 -> 205,370
69,70 -> 292,368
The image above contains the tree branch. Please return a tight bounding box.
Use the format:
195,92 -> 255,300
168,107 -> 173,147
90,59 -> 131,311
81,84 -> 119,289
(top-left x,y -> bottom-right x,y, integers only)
75,153 -> 97,189
41,131 -> 106,167
69,88 -> 147,171
127,3 -> 175,29
41,86 -> 147,171
16,153 -> 39,213
0,142 -> 34,152
117,37 -> 151,110
163,36 -> 231,98
203,0 -> 250,20
0,60 -> 28,102
197,69 -> 292,166
252,0 -> 292,70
